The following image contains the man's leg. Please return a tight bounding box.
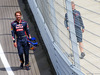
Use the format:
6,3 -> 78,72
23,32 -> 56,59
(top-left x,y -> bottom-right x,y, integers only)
79,42 -> 83,53
24,46 -> 29,66
23,39 -> 30,70
79,42 -> 85,59
17,40 -> 24,68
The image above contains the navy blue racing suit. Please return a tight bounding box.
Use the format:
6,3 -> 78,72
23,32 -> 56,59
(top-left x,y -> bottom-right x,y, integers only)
11,20 -> 31,66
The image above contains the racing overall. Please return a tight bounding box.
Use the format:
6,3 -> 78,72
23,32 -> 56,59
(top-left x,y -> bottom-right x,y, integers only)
11,20 -> 31,66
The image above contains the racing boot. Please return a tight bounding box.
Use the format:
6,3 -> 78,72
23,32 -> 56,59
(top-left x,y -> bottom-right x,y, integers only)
20,63 -> 24,69
26,66 -> 30,70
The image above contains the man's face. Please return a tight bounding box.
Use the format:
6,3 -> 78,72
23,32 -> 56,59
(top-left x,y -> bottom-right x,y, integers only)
72,4 -> 75,10
15,13 -> 21,21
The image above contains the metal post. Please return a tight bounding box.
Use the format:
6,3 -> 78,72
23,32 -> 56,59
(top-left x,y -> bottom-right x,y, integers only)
49,0 -> 59,74
65,0 -> 80,69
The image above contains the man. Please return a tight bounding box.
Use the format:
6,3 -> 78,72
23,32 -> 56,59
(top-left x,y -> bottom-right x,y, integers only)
65,1 -> 85,59
11,11 -> 31,70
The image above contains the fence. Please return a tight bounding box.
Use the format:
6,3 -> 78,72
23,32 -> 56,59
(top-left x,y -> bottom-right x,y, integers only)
28,0 -> 100,75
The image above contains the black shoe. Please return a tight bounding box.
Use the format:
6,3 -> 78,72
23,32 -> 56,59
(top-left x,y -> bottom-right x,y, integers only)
20,63 -> 23,69
80,52 -> 85,59
26,66 -> 30,70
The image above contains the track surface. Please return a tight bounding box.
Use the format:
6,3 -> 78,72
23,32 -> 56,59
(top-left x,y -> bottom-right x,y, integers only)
0,0 -> 53,75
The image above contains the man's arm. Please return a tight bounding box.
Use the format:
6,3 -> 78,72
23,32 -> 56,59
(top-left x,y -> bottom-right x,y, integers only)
11,24 -> 17,47
65,13 -> 69,30
79,12 -> 85,32
11,24 -> 15,43
25,23 -> 31,39
79,12 -> 85,28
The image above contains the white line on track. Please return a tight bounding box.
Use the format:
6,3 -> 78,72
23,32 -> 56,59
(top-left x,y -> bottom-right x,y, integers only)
0,43 -> 14,75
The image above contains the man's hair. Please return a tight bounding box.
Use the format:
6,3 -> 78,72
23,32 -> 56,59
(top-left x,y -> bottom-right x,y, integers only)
15,11 -> 22,16
71,1 -> 75,5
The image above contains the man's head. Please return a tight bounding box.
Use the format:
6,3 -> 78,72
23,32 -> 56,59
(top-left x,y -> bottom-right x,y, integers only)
71,1 -> 75,10
15,11 -> 22,21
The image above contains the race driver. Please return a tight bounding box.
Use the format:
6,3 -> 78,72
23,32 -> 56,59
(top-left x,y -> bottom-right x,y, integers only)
11,11 -> 31,70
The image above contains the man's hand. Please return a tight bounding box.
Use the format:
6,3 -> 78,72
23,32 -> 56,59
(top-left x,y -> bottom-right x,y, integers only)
28,37 -> 32,40
67,27 -> 69,30
14,42 -> 17,48
82,29 -> 84,33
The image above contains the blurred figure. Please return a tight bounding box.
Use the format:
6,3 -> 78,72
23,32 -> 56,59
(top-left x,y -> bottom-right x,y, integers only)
65,1 -> 85,59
